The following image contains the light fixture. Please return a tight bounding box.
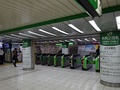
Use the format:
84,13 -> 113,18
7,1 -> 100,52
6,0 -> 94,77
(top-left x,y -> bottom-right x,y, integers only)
4,35 -> 19,39
52,27 -> 69,35
68,24 -> 84,33
59,40 -> 64,42
39,29 -> 57,36
85,38 -> 89,41
49,41 -> 52,42
70,39 -> 75,41
11,34 -> 27,38
54,41 -> 58,42
89,20 -> 101,32
65,40 -> 69,42
19,33 -> 37,38
28,31 -> 45,37
77,39 -> 82,42
116,16 -> 120,30
92,38 -> 97,41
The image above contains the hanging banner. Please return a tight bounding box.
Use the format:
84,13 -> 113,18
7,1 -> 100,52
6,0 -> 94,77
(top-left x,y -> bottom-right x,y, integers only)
22,39 -> 32,69
100,31 -> 120,83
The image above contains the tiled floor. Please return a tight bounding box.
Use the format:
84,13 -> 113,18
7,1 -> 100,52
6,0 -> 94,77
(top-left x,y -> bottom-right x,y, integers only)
0,63 -> 119,90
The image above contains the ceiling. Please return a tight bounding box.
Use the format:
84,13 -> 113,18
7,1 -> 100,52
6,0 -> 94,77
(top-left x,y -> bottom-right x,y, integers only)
0,0 -> 120,43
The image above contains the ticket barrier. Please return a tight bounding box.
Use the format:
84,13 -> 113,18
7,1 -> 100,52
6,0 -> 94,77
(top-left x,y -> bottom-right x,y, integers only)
93,56 -> 100,72
54,54 -> 64,67
35,54 -> 42,64
47,54 -> 56,66
70,54 -> 82,69
82,55 -> 93,70
42,54 -> 50,65
61,54 -> 72,68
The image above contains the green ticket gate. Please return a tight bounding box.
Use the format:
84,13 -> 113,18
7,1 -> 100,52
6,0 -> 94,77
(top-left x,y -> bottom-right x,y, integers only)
47,54 -> 56,66
82,56 -> 100,72
42,54 -> 49,65
35,54 -> 42,64
70,54 -> 82,69
54,54 -> 64,67
61,54 -> 72,68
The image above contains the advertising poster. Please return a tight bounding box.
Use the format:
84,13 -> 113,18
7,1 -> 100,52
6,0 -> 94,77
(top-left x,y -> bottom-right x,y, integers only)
85,45 -> 96,52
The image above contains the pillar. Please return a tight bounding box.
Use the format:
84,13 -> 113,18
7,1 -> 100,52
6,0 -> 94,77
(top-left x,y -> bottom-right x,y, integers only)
22,39 -> 35,70
100,31 -> 120,87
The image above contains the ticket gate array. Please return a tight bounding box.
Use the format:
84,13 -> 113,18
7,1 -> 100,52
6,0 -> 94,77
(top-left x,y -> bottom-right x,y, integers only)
35,53 -> 100,72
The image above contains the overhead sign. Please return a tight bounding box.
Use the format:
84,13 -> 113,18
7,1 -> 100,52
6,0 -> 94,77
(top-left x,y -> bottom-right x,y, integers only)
75,0 -> 102,17
88,0 -> 102,16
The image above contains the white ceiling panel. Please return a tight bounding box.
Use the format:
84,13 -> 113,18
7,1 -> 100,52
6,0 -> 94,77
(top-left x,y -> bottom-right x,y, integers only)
94,13 -> 117,32
107,0 -> 117,7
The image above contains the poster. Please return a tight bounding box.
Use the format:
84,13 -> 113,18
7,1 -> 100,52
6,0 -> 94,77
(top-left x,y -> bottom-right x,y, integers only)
85,45 -> 96,52
100,31 -> 120,83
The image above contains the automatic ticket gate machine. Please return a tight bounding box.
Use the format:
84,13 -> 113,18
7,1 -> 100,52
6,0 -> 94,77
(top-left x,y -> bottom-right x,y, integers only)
54,54 -> 64,67
42,54 -> 50,65
47,54 -> 56,66
82,55 -> 93,70
35,53 -> 42,64
61,54 -> 72,68
70,54 -> 82,69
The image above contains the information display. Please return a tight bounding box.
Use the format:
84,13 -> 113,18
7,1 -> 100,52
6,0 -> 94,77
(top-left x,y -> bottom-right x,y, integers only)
22,40 -> 32,69
100,31 -> 120,83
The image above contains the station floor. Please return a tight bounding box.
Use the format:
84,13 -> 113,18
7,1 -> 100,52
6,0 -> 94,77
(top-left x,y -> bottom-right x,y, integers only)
0,63 -> 119,90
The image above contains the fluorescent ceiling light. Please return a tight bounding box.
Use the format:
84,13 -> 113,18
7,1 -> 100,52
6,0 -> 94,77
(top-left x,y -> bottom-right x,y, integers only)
59,40 -> 64,42
89,20 -> 101,32
65,40 -> 69,42
39,29 -> 57,36
54,41 -> 58,42
70,39 -> 75,41
116,16 -> 120,29
28,31 -> 45,37
11,34 -> 27,38
85,38 -> 89,41
92,38 -> 97,41
68,24 -> 84,33
77,39 -> 82,41
52,27 -> 69,35
19,33 -> 36,38
4,35 -> 19,39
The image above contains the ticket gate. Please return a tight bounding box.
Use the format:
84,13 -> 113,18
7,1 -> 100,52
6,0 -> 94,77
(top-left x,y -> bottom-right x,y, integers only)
70,54 -> 82,69
42,54 -> 49,65
93,56 -> 100,72
82,55 -> 93,70
61,54 -> 72,68
54,54 -> 64,67
83,56 -> 100,72
47,54 -> 56,66
35,54 -> 42,64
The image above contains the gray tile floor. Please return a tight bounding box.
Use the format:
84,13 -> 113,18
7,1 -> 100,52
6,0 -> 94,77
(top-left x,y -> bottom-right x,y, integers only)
0,64 -> 119,90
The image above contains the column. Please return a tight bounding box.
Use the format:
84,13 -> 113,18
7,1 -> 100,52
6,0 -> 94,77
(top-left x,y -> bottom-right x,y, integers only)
22,39 -> 35,70
100,31 -> 120,87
